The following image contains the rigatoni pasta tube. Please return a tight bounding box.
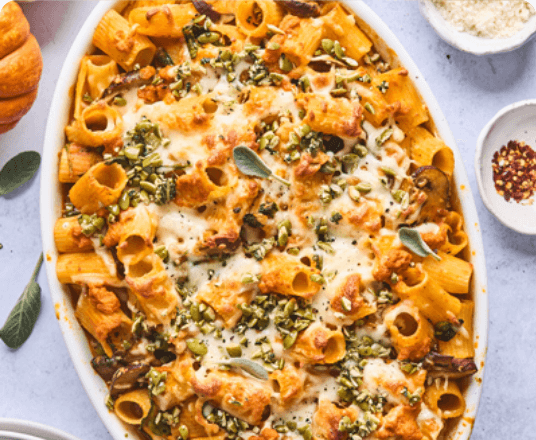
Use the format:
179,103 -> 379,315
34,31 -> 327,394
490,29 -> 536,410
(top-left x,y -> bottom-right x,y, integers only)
384,300 -> 433,361
54,217 -> 94,253
291,323 -> 346,364
75,290 -> 129,357
394,267 -> 461,323
258,253 -> 321,299
152,355 -> 195,411
92,10 -> 156,71
128,4 -> 197,38
66,102 -> 124,148
376,68 -> 429,130
74,55 -> 118,119
104,206 -> 158,265
273,16 -> 323,67
408,126 -> 455,176
235,0 -> 284,38
58,144 -> 102,183
296,93 -> 362,138
270,365 -> 305,409
422,251 -> 473,294
69,162 -> 127,214
424,380 -> 465,419
114,389 -> 152,425
56,252 -> 122,286
441,211 -> 469,256
330,274 -> 376,321
125,254 -> 178,326
439,300 -> 474,358
323,4 -> 372,62
191,370 -> 272,425
196,279 -> 255,328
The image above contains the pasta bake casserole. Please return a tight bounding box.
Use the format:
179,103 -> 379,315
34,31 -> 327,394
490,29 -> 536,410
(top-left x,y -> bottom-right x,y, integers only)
53,1 -> 478,440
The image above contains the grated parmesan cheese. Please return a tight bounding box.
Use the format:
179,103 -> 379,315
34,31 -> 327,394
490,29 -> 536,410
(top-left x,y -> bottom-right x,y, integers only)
431,0 -> 535,39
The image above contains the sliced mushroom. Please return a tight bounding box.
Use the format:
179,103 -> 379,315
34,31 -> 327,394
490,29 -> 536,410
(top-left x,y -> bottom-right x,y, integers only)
110,362 -> 151,397
323,134 -> 344,154
154,47 -> 174,68
309,54 -> 347,72
412,166 -> 450,222
192,0 -> 222,21
423,352 -> 477,379
100,70 -> 153,100
91,355 -> 124,382
279,0 -> 320,17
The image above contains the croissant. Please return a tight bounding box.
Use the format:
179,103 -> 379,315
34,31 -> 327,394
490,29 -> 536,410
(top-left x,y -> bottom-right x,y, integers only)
0,2 -> 43,134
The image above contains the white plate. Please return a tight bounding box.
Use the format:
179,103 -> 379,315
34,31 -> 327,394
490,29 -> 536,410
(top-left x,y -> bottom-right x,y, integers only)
0,431 -> 45,440
419,0 -> 536,55
40,2 -> 489,440
475,100 -> 536,234
0,419 -> 80,440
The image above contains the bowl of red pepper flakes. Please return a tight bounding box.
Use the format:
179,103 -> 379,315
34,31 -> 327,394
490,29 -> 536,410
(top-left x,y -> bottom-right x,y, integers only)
492,140 -> 536,203
476,99 -> 536,234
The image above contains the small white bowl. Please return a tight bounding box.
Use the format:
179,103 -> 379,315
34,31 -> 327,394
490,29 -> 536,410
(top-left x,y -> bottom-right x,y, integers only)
419,0 -> 536,55
475,100 -> 536,234
0,419 -> 81,440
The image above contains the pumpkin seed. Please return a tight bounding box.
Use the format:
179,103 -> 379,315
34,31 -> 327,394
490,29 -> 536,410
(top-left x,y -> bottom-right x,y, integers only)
186,338 -> 208,356
226,344 -> 242,358
321,39 -> 334,54
298,425 -> 313,440
113,96 -> 127,106
376,128 -> 393,146
381,166 -> 396,177
364,102 -> 375,114
310,273 -> 325,284
355,145 -> 369,157
348,186 -> 361,202
333,41 -> 345,59
267,24 -> 285,35
344,57 -> 358,67
356,182 -> 372,193
179,425 -> 189,440
391,189 -> 406,203
154,245 -> 169,261
198,32 -> 221,44
283,330 -> 298,349
190,303 -> 201,322
317,241 -> 335,254
341,297 -> 352,312
118,191 -> 130,210
330,88 -> 347,97
203,307 -> 216,322
279,54 -> 293,72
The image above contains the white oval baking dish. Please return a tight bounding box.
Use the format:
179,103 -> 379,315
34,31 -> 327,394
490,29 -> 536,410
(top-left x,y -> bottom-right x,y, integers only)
40,2 -> 489,440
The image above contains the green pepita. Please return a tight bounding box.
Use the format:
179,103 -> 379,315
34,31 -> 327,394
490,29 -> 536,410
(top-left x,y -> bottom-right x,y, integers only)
186,338 -> 208,356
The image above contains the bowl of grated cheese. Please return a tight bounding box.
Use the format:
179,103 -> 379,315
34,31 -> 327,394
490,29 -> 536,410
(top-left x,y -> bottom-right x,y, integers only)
419,0 -> 536,55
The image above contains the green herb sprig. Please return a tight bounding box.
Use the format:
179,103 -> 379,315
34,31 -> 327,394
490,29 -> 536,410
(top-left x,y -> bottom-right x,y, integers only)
233,146 -> 290,187
218,358 -> 269,380
398,227 -> 441,261
0,253 -> 43,349
0,151 -> 41,196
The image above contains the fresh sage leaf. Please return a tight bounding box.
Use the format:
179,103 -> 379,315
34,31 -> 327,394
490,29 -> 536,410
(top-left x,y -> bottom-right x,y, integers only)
233,146 -> 290,187
0,151 -> 41,196
218,358 -> 269,380
0,253 -> 43,349
398,227 -> 441,261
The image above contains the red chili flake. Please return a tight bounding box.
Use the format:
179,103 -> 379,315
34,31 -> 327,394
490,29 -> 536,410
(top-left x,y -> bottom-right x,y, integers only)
492,140 -> 536,203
